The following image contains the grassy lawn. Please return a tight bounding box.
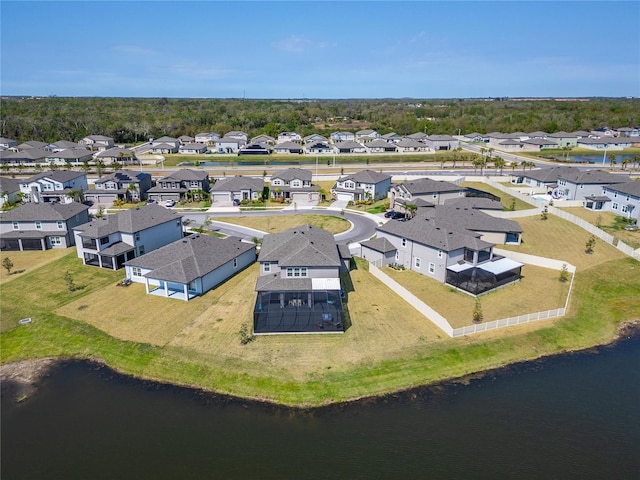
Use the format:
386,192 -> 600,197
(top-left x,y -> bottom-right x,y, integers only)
462,182 -> 534,211
0,248 -> 71,283
211,214 -> 351,234
500,214 -> 626,270
384,264 -> 570,329
558,207 -> 640,249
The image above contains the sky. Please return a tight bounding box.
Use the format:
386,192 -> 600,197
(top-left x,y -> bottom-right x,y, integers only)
1,1 -> 639,99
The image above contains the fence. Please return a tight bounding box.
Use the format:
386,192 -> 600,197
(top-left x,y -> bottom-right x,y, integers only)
369,262 -> 573,338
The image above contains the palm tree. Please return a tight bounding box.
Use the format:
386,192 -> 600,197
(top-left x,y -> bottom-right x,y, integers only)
621,157 -> 630,170
494,157 -> 506,175
95,159 -> 105,178
607,153 -> 616,168
509,161 -> 518,173
404,203 -> 417,219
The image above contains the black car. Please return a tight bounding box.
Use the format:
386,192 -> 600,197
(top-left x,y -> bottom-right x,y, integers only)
389,211 -> 406,220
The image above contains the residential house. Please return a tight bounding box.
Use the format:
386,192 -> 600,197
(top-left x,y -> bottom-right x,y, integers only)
355,129 -> 380,143
511,166 -> 581,194
381,132 -> 403,143
17,141 -> 49,151
78,135 -> 115,151
225,131 -> 249,142
147,169 -> 211,203
365,139 -> 397,153
586,181 -> 640,221
374,209 -> 523,295
1,148 -> 48,165
464,133 -> 489,143
73,204 -> 183,270
425,134 -> 459,151
195,132 -> 220,145
358,237 -> 397,266
330,131 -> 355,143
0,176 -> 21,208
150,136 -> 180,154
254,224 -> 349,334
214,137 -> 244,154
44,148 -> 93,166
250,134 -> 276,146
0,138 -> 17,149
303,134 -> 328,144
178,142 -> 208,154
210,176 -> 264,205
94,147 -> 138,165
48,140 -> 80,152
277,132 -> 302,144
557,170 -> 627,200
239,142 -> 271,155
546,132 -> 578,147
178,135 -> 194,145
389,178 -> 465,208
19,170 -> 88,204
124,234 -> 256,301
335,140 -> 366,154
304,141 -> 335,155
576,137 -> 631,151
0,201 -> 90,250
332,169 -> 392,202
396,138 -> 429,153
273,141 -> 303,154
84,170 -> 152,205
270,168 -> 320,202
616,127 -> 640,138
406,132 -> 429,141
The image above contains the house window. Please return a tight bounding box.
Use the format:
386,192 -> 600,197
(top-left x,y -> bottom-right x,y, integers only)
132,267 -> 142,276
12,222 -> 19,230
437,249 -> 443,258
50,236 -> 62,246
432,193 -> 438,199
395,251 -> 399,261
100,236 -> 109,245
135,232 -> 140,241
263,262 -> 271,273
579,184 -> 584,189
35,221 -> 42,230
233,258 -> 237,268
414,257 -> 421,269
139,245 -> 145,255
402,238 -> 407,247
621,205 -> 629,213
612,202 -> 619,210
57,221 -> 64,229
428,262 -> 435,274
286,267 -> 307,277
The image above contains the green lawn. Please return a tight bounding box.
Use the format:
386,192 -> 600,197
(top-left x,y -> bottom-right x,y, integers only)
558,207 -> 640,249
211,214 -> 351,234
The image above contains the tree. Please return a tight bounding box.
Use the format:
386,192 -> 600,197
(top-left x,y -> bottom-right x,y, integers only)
510,161 -> 518,172
621,157 -> 630,170
509,199 -> 516,211
607,153 -> 616,168
95,205 -> 105,218
95,159 -> 105,178
405,203 -> 417,219
540,205 -> 549,220
585,234 -> 596,254
64,271 -> 76,292
81,159 -> 91,173
494,157 -> 506,175
112,161 -> 123,171
559,263 -> 570,283
472,298 -> 483,323
2,257 -> 14,274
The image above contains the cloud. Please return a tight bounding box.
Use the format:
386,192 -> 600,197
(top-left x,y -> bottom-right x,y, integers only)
113,44 -> 159,56
271,35 -> 329,53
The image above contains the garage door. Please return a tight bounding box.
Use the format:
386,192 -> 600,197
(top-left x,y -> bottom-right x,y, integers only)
211,193 -> 231,204
336,192 -> 353,202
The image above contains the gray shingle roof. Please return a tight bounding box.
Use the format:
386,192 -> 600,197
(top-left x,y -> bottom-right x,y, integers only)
211,176 -> 264,192
558,170 -> 627,185
273,141 -> 303,151
95,147 -> 134,158
339,169 -> 391,184
255,274 -> 312,292
360,237 -> 397,253
74,204 -> 180,237
604,181 -> 640,197
423,206 -> 523,234
271,168 -> 312,182
378,216 -> 493,252
94,170 -> 150,185
335,140 -> 365,149
157,169 -> 209,183
258,224 -> 340,267
125,234 -> 254,284
0,201 -> 89,222
427,134 -> 456,141
22,170 -> 86,185
443,197 -> 504,210
520,166 -> 581,183
0,176 -> 21,193
395,178 -> 463,195
366,139 -> 396,149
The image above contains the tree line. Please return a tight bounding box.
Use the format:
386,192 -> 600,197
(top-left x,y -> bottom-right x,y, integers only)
1,96 -> 638,145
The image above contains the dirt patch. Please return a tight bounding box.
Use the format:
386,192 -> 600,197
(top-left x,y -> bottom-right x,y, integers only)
0,358 -> 57,402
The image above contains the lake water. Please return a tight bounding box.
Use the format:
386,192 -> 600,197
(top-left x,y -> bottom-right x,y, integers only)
568,154 -> 635,165
2,335 -> 639,480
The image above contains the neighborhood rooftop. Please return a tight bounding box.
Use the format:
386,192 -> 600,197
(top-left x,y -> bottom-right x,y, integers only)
74,204 -> 180,237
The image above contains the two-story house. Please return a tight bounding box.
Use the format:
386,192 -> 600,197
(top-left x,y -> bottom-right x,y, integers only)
389,178 -> 466,209
78,135 -> 115,151
19,170 -> 88,204
73,204 -> 183,270
557,170 -> 627,201
330,131 -> 355,143
254,224 -> 350,334
147,169 -> 211,203
511,166 -> 581,194
373,211 -> 523,296
150,136 -> 180,154
276,132 -> 302,144
587,181 -> 640,221
355,129 -> 380,143
194,132 -> 220,145
214,137 -> 244,154
225,131 -> 249,142
84,170 -> 152,205
210,176 -> 264,205
269,168 -> 321,203
332,169 -> 392,202
0,202 -> 90,250
124,234 -> 256,301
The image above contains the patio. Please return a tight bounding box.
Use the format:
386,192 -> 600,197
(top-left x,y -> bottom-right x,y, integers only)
446,256 -> 523,296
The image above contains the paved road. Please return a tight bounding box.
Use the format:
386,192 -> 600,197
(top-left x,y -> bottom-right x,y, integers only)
180,207 -> 380,244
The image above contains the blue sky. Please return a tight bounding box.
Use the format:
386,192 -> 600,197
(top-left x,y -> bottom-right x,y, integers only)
2,1 -> 639,98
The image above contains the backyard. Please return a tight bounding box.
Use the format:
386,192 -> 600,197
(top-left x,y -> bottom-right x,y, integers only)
210,213 -> 351,234
558,207 -> 640,249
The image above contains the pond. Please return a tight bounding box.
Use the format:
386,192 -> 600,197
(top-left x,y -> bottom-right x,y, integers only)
2,334 -> 639,479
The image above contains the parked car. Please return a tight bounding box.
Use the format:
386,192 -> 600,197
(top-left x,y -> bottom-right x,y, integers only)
386,211 -> 406,220
232,199 -> 241,206
165,199 -> 175,207
147,198 -> 156,204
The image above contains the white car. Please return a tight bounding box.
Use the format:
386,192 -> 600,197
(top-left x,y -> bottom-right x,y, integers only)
165,199 -> 176,207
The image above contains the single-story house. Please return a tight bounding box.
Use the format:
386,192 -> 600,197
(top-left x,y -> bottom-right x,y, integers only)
210,176 -> 265,205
